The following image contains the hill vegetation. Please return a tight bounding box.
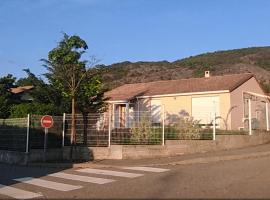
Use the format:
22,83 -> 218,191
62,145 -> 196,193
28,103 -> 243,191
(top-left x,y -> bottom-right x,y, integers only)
98,46 -> 270,92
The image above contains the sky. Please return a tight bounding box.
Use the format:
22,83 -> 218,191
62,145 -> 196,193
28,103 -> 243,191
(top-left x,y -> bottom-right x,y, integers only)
1,0 -> 270,78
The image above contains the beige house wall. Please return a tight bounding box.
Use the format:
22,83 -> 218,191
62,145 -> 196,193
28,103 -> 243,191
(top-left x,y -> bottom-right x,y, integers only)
230,77 -> 265,130
138,92 -> 231,129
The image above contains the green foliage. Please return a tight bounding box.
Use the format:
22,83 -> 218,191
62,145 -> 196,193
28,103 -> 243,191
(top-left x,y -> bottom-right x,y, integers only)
261,82 -> 270,93
42,33 -> 89,99
0,74 -> 16,118
77,69 -> 106,114
130,115 -> 161,144
175,47 -> 269,68
18,69 -> 67,107
42,33 -> 105,114
10,103 -> 60,118
100,46 -> 270,89
170,117 -> 203,139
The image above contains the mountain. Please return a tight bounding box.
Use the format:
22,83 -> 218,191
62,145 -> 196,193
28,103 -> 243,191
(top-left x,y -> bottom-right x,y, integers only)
98,47 -> 270,93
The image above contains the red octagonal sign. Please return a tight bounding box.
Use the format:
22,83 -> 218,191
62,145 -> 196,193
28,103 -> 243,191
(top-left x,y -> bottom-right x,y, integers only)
41,115 -> 54,129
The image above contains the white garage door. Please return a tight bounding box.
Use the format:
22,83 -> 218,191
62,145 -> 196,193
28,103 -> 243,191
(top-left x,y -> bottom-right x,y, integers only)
192,96 -> 220,124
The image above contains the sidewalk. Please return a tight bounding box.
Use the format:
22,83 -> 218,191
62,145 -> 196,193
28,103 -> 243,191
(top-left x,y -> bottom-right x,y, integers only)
28,143 -> 270,168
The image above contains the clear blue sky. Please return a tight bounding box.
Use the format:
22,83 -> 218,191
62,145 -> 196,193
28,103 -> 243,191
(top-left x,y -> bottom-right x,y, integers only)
1,0 -> 270,78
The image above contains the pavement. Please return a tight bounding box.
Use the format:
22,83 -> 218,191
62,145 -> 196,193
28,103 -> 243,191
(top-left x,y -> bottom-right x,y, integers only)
27,143 -> 270,169
2,144 -> 270,199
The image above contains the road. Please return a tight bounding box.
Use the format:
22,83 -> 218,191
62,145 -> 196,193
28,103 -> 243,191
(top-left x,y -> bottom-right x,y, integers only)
1,153 -> 270,199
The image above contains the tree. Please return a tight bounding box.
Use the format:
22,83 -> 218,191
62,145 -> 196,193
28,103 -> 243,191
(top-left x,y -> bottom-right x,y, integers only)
16,69 -> 69,115
42,33 -> 100,147
76,69 -> 106,145
0,74 -> 17,118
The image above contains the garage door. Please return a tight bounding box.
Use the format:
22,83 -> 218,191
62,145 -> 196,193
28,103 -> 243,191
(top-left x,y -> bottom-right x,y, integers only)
192,96 -> 220,124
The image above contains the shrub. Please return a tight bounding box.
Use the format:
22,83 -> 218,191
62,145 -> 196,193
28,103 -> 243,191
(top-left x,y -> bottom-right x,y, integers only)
10,103 -> 60,118
173,117 -> 202,139
130,115 -> 161,144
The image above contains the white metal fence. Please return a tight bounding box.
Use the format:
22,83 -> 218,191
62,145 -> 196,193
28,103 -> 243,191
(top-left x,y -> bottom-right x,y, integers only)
63,111 -> 218,146
0,117 -> 28,151
0,115 -> 63,152
2,104 -> 270,151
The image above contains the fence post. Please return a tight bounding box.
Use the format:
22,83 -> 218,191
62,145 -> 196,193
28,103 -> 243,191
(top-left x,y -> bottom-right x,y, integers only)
266,102 -> 269,131
62,113 -> 66,147
125,103 -> 129,128
213,113 -> 216,141
25,114 -> 30,153
248,98 -> 252,135
162,105 -> 165,146
108,110 -> 111,148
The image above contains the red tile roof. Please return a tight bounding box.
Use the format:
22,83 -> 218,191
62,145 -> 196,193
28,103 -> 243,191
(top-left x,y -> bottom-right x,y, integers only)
9,86 -> 34,94
105,73 -> 254,101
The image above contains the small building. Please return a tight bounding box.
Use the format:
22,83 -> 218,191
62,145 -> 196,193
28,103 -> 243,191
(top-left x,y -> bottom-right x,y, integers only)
105,72 -> 269,130
9,86 -> 34,101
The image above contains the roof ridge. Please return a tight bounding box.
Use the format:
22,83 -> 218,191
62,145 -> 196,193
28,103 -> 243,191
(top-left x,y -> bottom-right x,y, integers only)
120,73 -> 253,86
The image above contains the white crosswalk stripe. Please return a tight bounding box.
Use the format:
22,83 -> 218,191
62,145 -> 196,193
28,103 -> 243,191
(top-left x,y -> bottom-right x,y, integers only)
77,168 -> 143,178
0,184 -> 42,199
122,166 -> 170,172
49,172 -> 115,184
14,177 -> 82,191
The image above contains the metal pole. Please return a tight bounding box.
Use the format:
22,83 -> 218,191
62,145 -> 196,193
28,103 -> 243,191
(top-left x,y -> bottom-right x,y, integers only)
43,128 -> 48,161
112,104 -> 115,129
248,99 -> 252,135
62,113 -> 66,147
44,128 -> 48,152
137,99 -> 140,124
125,103 -> 129,128
213,113 -> 216,140
162,105 -> 165,146
266,102 -> 269,131
108,110 -> 111,148
26,114 -> 30,153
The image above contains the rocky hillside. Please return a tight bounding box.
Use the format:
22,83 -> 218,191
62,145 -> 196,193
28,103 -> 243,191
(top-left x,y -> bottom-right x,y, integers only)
98,47 -> 270,92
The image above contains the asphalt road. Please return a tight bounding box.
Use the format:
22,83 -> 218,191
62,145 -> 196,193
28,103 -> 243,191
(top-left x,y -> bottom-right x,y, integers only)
1,154 -> 270,199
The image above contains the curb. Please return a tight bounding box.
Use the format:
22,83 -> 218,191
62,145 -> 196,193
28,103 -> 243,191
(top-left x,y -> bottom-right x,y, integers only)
27,162 -> 109,169
26,150 -> 270,169
142,151 -> 270,167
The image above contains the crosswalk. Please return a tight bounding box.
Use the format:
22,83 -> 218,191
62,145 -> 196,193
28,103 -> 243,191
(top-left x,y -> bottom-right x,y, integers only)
14,177 -> 82,191
77,168 -> 144,178
49,172 -> 115,184
0,184 -> 42,200
0,166 -> 170,199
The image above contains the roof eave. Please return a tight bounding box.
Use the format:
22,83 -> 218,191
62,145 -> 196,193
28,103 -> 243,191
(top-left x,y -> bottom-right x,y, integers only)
137,90 -> 230,99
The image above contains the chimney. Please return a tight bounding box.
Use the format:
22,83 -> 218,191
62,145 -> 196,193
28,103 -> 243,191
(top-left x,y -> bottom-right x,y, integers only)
205,71 -> 210,78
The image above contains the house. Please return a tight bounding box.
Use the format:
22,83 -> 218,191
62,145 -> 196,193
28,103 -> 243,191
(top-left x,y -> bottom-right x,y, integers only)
105,72 -> 269,130
9,86 -> 34,101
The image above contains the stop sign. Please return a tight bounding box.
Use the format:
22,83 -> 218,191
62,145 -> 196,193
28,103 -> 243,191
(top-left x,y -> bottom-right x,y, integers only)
41,115 -> 54,128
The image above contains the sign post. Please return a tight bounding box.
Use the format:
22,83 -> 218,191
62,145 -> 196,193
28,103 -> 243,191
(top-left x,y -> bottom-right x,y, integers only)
41,115 -> 54,161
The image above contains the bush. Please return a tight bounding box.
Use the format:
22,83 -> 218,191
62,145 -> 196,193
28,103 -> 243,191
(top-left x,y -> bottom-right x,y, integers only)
130,115 -> 161,144
10,103 -> 60,118
172,117 -> 203,139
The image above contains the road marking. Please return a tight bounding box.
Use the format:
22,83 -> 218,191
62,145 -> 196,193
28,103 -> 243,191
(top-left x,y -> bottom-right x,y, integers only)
122,166 -> 170,173
0,184 -> 42,199
77,168 -> 143,178
14,177 -> 82,191
49,172 -> 115,184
